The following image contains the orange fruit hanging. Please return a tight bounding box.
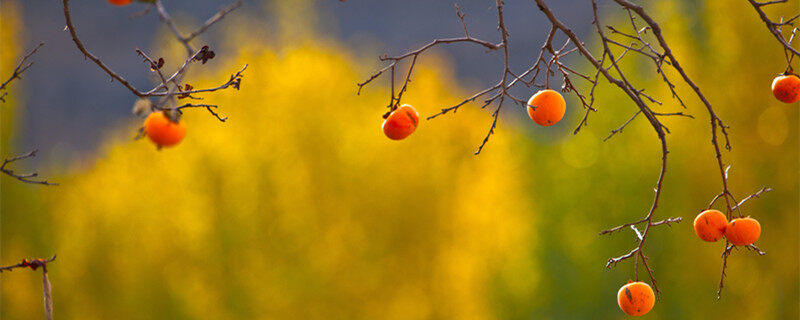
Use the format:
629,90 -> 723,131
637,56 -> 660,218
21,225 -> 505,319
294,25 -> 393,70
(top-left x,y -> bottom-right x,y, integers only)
144,111 -> 187,148
771,74 -> 800,104
382,104 -> 419,140
527,89 -> 566,126
726,217 -> 761,246
693,209 -> 728,242
107,0 -> 134,6
617,281 -> 656,316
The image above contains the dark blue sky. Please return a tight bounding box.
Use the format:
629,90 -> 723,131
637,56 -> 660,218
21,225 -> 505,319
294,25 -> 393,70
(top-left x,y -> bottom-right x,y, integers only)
9,0 -> 597,163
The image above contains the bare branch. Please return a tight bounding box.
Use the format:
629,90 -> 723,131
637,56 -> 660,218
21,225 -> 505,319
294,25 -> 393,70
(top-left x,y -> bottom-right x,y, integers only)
731,187 -> 772,213
153,0 -> 243,53
0,255 -> 56,273
185,0 -> 244,43
149,64 -> 247,97
63,0 -> 246,123
717,244 -> 734,299
710,184 -> 770,298
746,0 -> 800,70
355,0 -> 773,300
169,103 -> 228,122
0,42 -> 44,103
153,0 -> 194,54
63,0 -> 142,96
0,255 -> 57,320
1,150 -> 57,186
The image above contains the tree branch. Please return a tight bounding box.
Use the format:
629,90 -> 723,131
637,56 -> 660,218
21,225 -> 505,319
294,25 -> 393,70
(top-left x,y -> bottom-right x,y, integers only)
0,42 -> 45,103
1,150 -> 57,186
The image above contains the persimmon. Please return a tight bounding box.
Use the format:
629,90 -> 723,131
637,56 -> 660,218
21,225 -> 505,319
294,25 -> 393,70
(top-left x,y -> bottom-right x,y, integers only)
693,209 -> 728,242
107,0 -> 134,6
382,104 -> 419,140
726,217 -> 761,246
144,111 -> 186,147
527,89 -> 566,126
617,281 -> 655,316
772,74 -> 800,104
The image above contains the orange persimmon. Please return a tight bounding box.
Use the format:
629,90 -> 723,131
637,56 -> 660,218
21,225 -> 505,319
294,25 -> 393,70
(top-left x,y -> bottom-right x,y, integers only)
693,209 -> 728,242
144,111 -> 186,147
772,74 -> 800,104
382,104 -> 419,140
527,89 -> 566,126
617,281 -> 655,316
726,217 -> 761,246
108,0 -> 134,6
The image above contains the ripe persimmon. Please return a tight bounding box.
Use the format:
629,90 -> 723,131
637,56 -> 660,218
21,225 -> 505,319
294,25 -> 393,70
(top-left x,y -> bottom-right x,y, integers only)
144,111 -> 186,147
382,104 -> 419,140
527,89 -> 566,126
107,0 -> 134,6
772,74 -> 800,104
726,217 -> 761,246
693,209 -> 728,242
617,281 -> 655,316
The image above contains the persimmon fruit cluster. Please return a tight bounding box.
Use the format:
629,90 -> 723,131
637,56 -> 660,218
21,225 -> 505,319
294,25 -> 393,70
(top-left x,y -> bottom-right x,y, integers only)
382,104 -> 419,140
617,281 -> 655,316
144,111 -> 186,148
107,0 -> 133,6
772,74 -> 800,104
527,89 -> 566,126
692,210 -> 761,246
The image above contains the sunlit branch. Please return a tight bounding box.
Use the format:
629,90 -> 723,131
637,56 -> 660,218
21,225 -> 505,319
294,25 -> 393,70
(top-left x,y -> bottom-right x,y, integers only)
746,0 -> 800,70
357,0 -> 771,299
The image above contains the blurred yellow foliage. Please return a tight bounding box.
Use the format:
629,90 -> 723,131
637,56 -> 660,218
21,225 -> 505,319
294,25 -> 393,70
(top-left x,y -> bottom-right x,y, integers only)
3,40 -> 538,318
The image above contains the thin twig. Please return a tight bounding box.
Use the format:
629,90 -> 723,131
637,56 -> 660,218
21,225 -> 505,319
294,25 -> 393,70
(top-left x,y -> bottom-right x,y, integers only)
0,255 -> 57,320
0,42 -> 45,103
0,150 -> 57,186
62,0 -> 246,122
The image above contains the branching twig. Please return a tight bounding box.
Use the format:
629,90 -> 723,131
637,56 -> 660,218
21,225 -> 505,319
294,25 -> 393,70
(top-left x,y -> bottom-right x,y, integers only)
359,0 -> 760,298
1,150 -> 57,186
0,255 -> 56,320
148,64 -> 247,98
185,0 -> 244,43
359,1 -> 607,154
358,1 -> 515,154
731,187 -> 772,214
0,255 -> 56,273
62,0 -> 246,122
0,42 -> 44,103
169,103 -> 228,122
717,244 -> 734,299
746,0 -> 800,72
599,217 -> 682,236
713,186 -> 771,298
63,0 -> 141,96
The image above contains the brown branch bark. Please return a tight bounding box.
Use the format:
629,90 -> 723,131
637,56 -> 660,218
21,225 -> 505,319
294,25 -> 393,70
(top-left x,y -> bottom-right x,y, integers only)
0,42 -> 44,103
62,0 -> 246,122
0,256 -> 56,320
1,150 -> 57,186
